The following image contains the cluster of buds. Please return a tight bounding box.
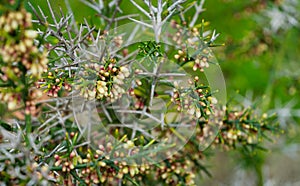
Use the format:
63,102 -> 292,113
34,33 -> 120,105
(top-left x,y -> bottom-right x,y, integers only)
95,80 -> 108,99
169,20 -> 185,46
113,35 -> 123,47
0,9 -> 48,78
0,88 -> 42,113
155,155 -> 196,186
214,108 -> 278,150
192,55 -> 210,72
108,65 -> 130,102
171,77 -> 218,120
0,9 -> 32,32
0,9 -> 48,112
38,69 -> 72,98
174,49 -> 187,62
93,141 -> 151,184
53,137 -> 153,185
54,152 -> 76,172
77,59 -> 130,102
0,91 -> 21,110
0,160 -> 51,185
53,151 -> 83,185
169,20 -> 203,47
174,49 -> 210,72
192,107 -> 225,148
169,20 -> 213,73
53,149 -> 106,185
95,142 -> 141,183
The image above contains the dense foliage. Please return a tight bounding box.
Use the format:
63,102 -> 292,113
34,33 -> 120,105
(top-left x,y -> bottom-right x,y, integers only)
1,0 -> 299,185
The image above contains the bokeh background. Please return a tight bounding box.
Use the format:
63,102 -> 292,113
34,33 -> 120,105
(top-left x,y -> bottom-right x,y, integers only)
201,1 -> 300,185
25,0 -> 300,185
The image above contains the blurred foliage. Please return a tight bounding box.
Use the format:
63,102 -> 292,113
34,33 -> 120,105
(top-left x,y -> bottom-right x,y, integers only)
200,0 -> 300,185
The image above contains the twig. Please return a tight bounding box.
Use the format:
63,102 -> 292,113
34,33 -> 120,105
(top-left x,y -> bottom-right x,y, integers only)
128,18 -> 152,28
105,0 -> 122,30
130,0 -> 152,19
47,0 -> 58,25
189,0 -> 206,28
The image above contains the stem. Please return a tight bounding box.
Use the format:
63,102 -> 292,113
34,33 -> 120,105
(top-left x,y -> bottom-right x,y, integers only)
21,68 -> 31,147
25,113 -> 32,146
255,164 -> 264,186
16,0 -> 23,10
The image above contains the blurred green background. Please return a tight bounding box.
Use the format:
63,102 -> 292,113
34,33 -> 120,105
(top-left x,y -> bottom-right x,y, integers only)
25,0 -> 300,185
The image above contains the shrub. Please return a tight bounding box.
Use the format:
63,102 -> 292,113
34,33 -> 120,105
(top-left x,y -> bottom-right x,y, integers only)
0,0 -> 279,185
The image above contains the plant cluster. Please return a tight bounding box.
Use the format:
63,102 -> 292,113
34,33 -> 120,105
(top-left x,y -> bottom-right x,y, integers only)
75,59 -> 130,102
0,0 -> 280,185
0,7 -> 47,113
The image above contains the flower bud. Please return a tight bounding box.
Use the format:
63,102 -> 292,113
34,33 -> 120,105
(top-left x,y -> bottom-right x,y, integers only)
25,30 -> 38,39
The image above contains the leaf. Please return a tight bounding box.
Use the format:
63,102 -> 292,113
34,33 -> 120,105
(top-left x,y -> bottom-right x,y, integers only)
157,81 -> 175,88
0,120 -> 12,131
124,174 -> 139,186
